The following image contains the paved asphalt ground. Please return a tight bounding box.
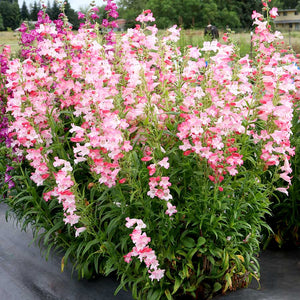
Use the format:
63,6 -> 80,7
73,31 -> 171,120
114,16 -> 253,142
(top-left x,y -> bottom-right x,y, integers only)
1,202 -> 300,300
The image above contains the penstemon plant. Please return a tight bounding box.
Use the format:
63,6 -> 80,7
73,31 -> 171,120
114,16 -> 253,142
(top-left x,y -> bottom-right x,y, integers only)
0,0 -> 299,299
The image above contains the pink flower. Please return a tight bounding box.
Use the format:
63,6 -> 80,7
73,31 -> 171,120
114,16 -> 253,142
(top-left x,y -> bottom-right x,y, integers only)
109,10 -> 119,18
124,252 -> 133,263
78,12 -> 85,19
252,10 -> 263,19
158,157 -> 169,169
147,164 -> 156,176
121,141 -> 132,152
130,231 -> 151,250
125,217 -> 146,229
189,47 -> 201,59
54,170 -> 74,191
159,177 -> 171,189
276,187 -> 289,196
155,189 -> 165,199
102,19 -> 109,27
53,157 -> 73,172
149,269 -> 165,281
269,7 -> 278,18
92,7 -> 99,13
124,218 -> 164,281
91,13 -> 99,20
280,172 -> 292,185
63,213 -> 80,226
149,176 -> 159,188
125,217 -> 137,228
43,191 -> 52,202
202,41 -> 219,52
161,189 -> 173,201
136,11 -> 155,23
147,188 -> 157,198
165,202 -> 177,217
141,156 -> 152,162
75,226 -> 86,237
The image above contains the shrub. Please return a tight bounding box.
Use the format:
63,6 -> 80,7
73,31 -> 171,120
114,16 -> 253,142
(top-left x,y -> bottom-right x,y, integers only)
0,2 -> 298,299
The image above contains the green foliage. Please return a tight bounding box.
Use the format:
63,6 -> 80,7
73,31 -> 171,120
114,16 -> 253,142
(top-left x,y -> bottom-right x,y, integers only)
218,8 -> 241,29
30,1 -> 41,21
0,0 -> 20,30
0,14 -> 4,31
0,109 -> 272,299
64,0 -> 80,30
199,0 -> 218,27
118,0 -> 300,30
118,0 -> 148,28
20,0 -> 30,21
118,0 -> 261,30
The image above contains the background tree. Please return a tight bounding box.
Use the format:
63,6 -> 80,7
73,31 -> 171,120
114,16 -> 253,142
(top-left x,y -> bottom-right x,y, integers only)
0,14 -> 4,31
235,0 -> 262,30
0,0 -> 20,30
30,1 -> 41,21
46,0 -> 52,19
118,0 -> 148,28
147,0 -> 177,28
171,0 -> 201,28
78,4 -> 90,15
281,0 -> 298,8
48,0 -> 60,20
64,0 -> 80,30
20,0 -> 30,21
118,0 -> 255,30
218,8 -> 241,29
199,0 -> 218,27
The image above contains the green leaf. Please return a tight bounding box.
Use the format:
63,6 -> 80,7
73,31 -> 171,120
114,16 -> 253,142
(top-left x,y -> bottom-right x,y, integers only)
223,273 -> 232,292
213,282 -> 222,293
181,237 -> 196,248
165,289 -> 173,300
176,250 -> 187,257
147,289 -> 162,300
170,184 -> 182,197
82,239 -> 100,256
114,275 -> 129,295
43,220 -> 64,245
62,243 -> 76,267
172,277 -> 183,295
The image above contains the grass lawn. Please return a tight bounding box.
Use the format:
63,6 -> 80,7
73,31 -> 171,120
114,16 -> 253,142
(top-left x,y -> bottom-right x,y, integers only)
1,29 -> 300,58
0,31 -> 20,56
179,29 -> 300,56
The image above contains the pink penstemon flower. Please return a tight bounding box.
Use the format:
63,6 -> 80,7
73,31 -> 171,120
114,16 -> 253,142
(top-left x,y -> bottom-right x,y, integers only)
141,156 -> 152,162
165,202 -> 177,217
136,10 -> 155,23
75,226 -> 87,237
3,5 -> 297,292
269,7 -> 278,18
124,218 -> 165,281
158,157 -> 169,169
78,12 -> 85,19
147,164 -> 156,176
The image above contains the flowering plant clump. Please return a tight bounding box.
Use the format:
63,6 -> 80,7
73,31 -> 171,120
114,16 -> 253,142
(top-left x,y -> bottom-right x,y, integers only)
0,0 -> 299,298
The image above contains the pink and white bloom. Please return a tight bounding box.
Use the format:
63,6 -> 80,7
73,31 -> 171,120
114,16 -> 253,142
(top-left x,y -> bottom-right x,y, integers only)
269,7 -> 278,18
158,157 -> 169,169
